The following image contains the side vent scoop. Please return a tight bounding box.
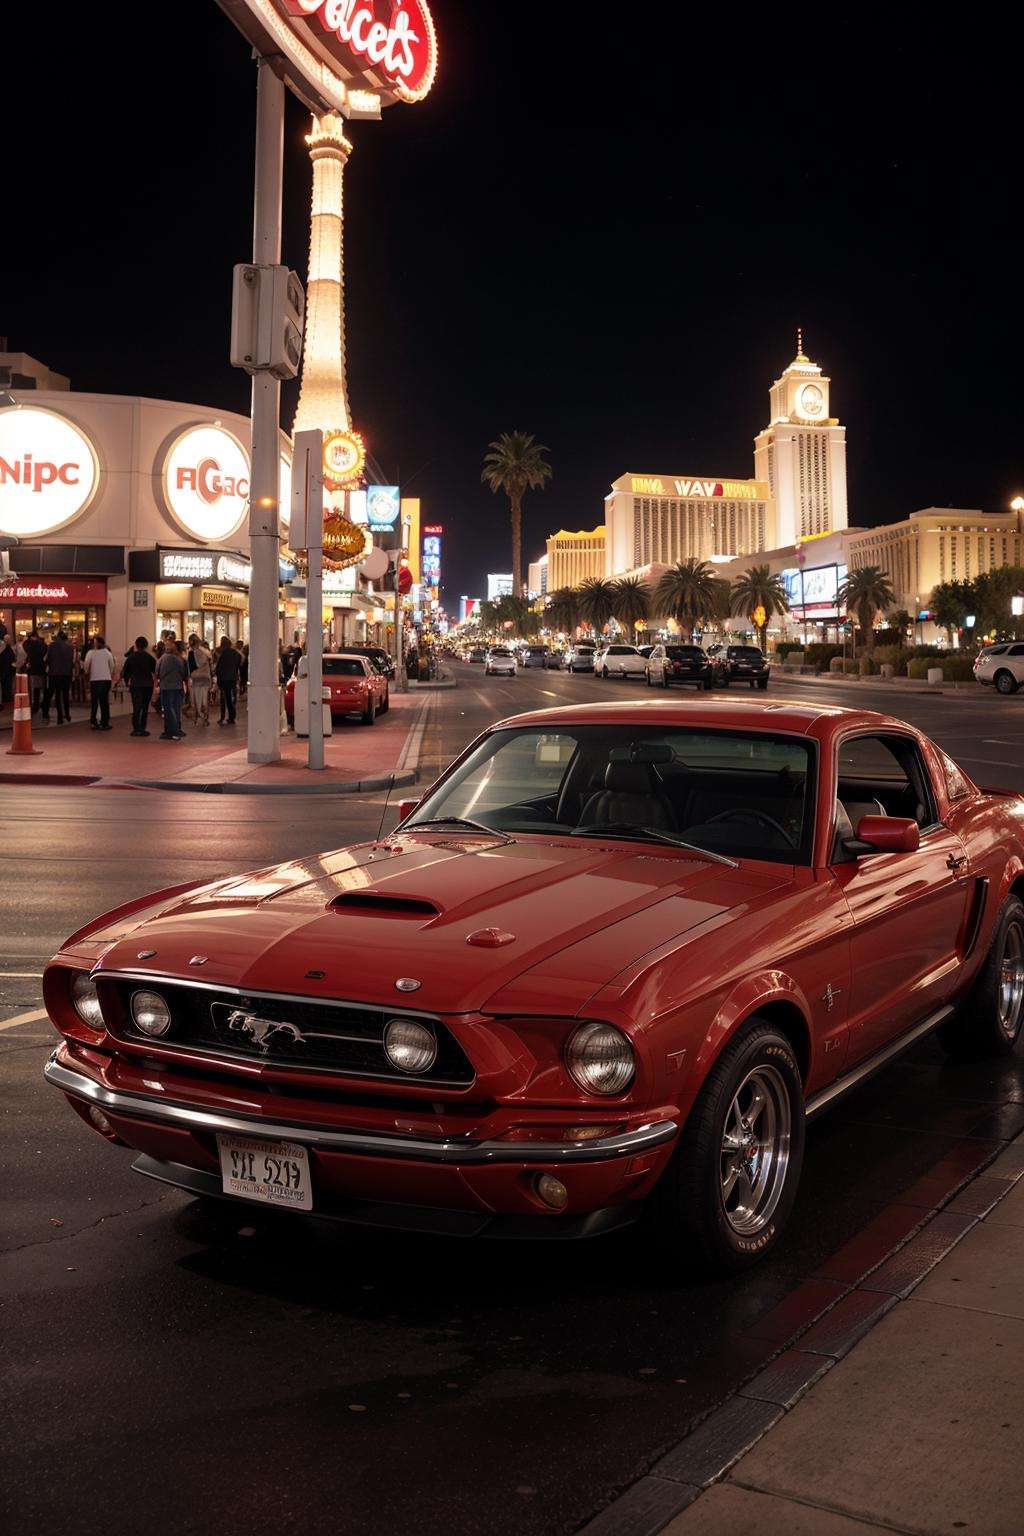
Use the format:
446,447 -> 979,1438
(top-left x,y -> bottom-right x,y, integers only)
329,893 -> 440,918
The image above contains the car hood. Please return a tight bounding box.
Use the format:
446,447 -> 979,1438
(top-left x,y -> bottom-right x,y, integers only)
87,833 -> 791,1016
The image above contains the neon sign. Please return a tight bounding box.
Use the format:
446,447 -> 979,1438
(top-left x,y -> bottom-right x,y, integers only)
282,1 -> 437,103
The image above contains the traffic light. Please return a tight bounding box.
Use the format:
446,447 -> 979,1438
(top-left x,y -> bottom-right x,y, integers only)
230,263 -> 305,379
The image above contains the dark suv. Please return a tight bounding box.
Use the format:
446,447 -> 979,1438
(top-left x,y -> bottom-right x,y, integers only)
715,645 -> 770,689
342,644 -> 396,679
646,643 -> 714,690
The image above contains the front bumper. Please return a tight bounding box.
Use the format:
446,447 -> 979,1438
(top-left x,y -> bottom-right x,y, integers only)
45,1049 -> 678,1235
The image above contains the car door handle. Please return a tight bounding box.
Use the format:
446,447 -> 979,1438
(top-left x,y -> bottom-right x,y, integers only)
946,853 -> 968,873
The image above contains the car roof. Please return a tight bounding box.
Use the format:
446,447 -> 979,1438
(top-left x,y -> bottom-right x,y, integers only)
487,698 -> 903,738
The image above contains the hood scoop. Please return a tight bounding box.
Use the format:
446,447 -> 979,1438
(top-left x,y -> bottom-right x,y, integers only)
328,892 -> 441,919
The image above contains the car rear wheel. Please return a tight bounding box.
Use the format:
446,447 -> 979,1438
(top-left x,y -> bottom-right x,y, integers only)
647,1019 -> 805,1274
363,698 -> 376,725
757,677 -> 769,690
995,670 -> 1018,695
939,895 -> 1024,1058
646,669 -> 654,687
601,666 -> 609,679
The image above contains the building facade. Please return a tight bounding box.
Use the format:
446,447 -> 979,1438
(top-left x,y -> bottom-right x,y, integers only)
545,527 -> 605,590
754,333 -> 848,545
526,554 -> 548,598
603,476 -> 771,576
486,573 -> 513,601
846,507 -> 1024,600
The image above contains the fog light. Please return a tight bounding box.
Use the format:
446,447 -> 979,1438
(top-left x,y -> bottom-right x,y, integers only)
130,989 -> 172,1038
88,1106 -> 113,1135
535,1173 -> 568,1211
383,1017 -> 437,1075
70,971 -> 104,1029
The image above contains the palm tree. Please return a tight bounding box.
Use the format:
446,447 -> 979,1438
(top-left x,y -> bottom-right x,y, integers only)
545,585 -> 580,636
612,576 -> 650,641
654,559 -> 722,641
730,565 -> 790,652
577,576 -> 619,635
838,565 -> 896,652
481,432 -> 552,598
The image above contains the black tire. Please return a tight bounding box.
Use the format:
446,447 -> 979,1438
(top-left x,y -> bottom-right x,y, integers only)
702,677 -> 714,691
647,1019 -> 805,1275
757,678 -> 769,690
720,676 -> 730,688
661,671 -> 669,689
601,666 -> 609,679
995,670 -> 1018,696
363,698 -> 376,725
938,895 -> 1024,1059
646,669 -> 654,688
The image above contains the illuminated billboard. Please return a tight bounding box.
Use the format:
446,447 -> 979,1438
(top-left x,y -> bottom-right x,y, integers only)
422,524 -> 442,588
781,564 -> 848,620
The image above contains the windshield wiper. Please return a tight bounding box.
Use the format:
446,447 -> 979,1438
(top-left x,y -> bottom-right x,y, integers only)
406,816 -> 510,839
572,823 -> 739,867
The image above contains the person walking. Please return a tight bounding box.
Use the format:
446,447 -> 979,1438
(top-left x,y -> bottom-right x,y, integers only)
0,634 -> 15,706
23,629 -> 47,717
187,634 -> 213,725
44,630 -> 74,725
156,643 -> 189,740
83,636 -> 116,730
215,635 -> 242,725
122,636 -> 157,736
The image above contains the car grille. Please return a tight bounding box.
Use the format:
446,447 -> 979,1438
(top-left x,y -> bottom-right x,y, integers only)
103,979 -> 475,1086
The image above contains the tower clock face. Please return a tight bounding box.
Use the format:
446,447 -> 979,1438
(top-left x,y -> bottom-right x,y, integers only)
798,384 -> 824,418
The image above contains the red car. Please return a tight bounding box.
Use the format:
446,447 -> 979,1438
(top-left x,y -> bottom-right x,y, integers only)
42,700 -> 1024,1273
284,653 -> 388,726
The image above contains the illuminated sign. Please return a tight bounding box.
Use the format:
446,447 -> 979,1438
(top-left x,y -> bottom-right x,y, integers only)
322,427 -> 366,490
782,563 -> 848,619
0,406 -> 101,537
200,588 -> 247,612
161,425 -> 250,542
422,523 -> 442,587
628,475 -> 767,501
0,576 -> 107,604
367,485 -> 401,529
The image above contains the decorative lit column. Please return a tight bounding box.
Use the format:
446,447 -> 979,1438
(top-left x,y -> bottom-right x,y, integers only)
293,113 -> 355,436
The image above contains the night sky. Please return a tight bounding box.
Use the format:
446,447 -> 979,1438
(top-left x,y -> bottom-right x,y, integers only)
4,6 -> 1021,603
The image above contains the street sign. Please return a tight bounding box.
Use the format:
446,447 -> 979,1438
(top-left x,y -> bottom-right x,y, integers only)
289,429 -> 324,551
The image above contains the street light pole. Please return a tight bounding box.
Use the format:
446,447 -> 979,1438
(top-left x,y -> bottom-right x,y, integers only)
247,57 -> 285,765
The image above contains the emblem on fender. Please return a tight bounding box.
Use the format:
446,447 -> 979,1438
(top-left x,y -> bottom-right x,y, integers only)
395,978 -> 421,992
224,1008 -> 304,1053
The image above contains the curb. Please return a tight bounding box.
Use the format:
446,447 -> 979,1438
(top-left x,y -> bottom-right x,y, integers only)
578,1133 -> 1024,1536
0,768 -> 419,795
0,772 -> 101,787
408,677 -> 457,690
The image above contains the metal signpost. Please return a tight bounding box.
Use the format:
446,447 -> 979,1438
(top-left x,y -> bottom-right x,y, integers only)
290,429 -> 325,769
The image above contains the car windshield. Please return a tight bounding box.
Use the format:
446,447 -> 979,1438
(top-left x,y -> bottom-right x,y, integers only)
408,724 -> 815,864
324,658 -> 366,677
666,646 -> 705,659
729,647 -> 764,660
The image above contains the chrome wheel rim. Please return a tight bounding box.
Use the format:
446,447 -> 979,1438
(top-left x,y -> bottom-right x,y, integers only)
998,922 -> 1024,1039
720,1065 -> 791,1236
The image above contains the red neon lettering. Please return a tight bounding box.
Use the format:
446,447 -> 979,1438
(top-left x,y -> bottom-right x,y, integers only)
0,456 -> 20,484
283,0 -> 430,94
176,467 -> 197,491
197,458 -> 223,504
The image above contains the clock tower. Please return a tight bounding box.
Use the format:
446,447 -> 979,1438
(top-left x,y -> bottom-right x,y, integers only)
754,331 -> 848,546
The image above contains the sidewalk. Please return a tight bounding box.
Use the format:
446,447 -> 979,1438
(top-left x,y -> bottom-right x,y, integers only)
772,670 -> 989,699
590,1131 -> 1024,1536
0,690 -> 428,793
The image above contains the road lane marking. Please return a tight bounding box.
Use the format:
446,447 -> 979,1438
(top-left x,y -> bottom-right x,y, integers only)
540,690 -> 559,698
0,971 -> 43,978
0,1007 -> 48,1031
956,756 -> 1020,769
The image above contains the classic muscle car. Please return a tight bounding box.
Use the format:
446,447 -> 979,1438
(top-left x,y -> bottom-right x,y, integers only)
43,700 -> 1024,1273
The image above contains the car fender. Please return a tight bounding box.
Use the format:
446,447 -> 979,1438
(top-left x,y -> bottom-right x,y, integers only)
681,968 -> 814,1119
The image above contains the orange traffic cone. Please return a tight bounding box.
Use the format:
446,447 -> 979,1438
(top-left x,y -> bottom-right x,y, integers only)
6,673 -> 42,756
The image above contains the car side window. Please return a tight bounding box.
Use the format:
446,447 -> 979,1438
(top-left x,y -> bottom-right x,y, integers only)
836,733 -> 939,838
1009,644 -> 1024,656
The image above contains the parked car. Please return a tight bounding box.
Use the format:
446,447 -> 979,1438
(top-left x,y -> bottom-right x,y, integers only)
544,650 -> 562,669
636,645 -> 654,661
973,642 -> 1024,695
284,653 -> 387,725
485,647 -> 518,677
714,645 -> 770,689
565,643 -> 596,673
594,643 -> 647,679
468,647 -> 487,663
43,700 -> 1024,1275
523,645 -> 550,669
341,643 -> 396,680
647,643 -> 715,690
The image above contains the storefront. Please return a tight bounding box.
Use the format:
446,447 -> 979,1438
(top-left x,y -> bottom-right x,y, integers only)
0,575 -> 109,649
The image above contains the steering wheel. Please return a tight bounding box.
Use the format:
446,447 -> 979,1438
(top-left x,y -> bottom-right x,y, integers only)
705,808 -> 796,848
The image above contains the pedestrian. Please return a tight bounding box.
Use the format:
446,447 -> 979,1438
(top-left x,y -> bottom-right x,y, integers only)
122,636 -> 157,736
156,642 -> 189,740
24,628 -> 47,716
188,634 -> 213,725
45,629 -> 74,725
14,633 -> 27,670
0,634 -> 15,705
215,635 -> 242,724
83,635 -> 116,730
239,641 -> 249,695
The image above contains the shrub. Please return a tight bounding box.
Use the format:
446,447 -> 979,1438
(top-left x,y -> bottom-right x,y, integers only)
942,656 -> 976,682
907,658 -> 933,679
872,644 -> 909,676
780,650 -> 805,667
859,656 -> 876,676
806,643 -> 844,671
773,642 -> 799,658
906,644 -> 946,661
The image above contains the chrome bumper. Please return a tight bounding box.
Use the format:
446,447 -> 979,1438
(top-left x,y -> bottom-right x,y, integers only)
44,1052 -> 678,1166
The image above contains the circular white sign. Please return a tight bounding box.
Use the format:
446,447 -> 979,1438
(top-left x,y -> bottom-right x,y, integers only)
161,424 -> 251,542
0,405 -> 100,537
359,546 -> 390,581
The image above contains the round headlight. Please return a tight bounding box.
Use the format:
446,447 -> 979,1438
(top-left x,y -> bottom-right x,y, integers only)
383,1017 -> 437,1075
565,1021 -> 635,1096
70,971 -> 103,1028
130,989 -> 172,1038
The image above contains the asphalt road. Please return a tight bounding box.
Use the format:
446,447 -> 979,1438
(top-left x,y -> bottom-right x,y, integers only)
4,664 -> 1024,1536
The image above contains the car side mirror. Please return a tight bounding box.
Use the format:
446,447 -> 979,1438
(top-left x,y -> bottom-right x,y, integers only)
396,799 -> 420,824
847,815 -> 920,855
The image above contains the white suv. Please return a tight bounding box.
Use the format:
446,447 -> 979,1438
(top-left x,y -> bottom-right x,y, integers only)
974,642 -> 1024,695
485,647 -> 518,677
594,643 -> 647,679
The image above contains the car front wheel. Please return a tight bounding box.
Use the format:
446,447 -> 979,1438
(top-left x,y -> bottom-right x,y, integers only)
995,670 -> 1019,695
939,895 -> 1024,1058
647,1019 -> 805,1275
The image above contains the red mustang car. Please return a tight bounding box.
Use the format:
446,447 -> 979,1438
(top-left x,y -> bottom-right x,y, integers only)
284,653 -> 388,726
42,700 -> 1024,1273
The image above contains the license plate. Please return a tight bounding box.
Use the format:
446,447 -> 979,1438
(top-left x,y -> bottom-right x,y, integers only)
216,1133 -> 313,1210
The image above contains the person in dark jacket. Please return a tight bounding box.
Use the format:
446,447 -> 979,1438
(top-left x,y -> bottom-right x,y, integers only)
215,635 -> 242,724
23,629 -> 47,716
0,636 -> 15,705
44,631 -> 74,724
122,636 -> 157,736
